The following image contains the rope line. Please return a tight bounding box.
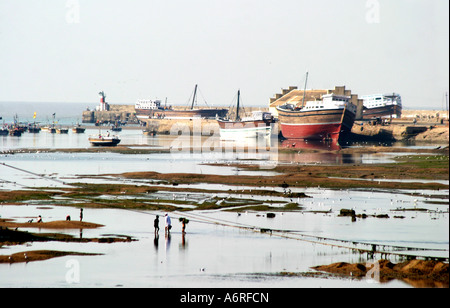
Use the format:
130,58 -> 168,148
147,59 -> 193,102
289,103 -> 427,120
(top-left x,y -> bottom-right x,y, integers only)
0,162 -> 67,185
119,207 -> 449,261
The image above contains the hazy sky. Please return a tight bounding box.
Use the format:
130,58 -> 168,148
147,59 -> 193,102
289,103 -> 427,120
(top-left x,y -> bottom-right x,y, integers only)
0,0 -> 448,110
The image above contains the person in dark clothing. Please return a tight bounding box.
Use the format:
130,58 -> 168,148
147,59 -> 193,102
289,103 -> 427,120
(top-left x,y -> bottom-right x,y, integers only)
154,215 -> 160,234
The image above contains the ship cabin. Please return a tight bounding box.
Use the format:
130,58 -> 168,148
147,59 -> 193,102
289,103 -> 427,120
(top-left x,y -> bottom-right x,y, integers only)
135,99 -> 162,110
240,111 -> 273,122
281,93 -> 356,113
361,93 -> 402,109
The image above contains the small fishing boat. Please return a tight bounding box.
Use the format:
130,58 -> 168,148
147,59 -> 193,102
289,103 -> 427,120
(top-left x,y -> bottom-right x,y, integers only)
28,124 -> 41,133
88,132 -> 121,146
56,127 -> 69,134
143,129 -> 156,136
9,127 -> 22,136
111,123 -> 122,132
72,124 -> 86,133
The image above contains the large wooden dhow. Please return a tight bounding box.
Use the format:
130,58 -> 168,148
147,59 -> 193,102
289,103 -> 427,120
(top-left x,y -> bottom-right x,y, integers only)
277,93 -> 356,141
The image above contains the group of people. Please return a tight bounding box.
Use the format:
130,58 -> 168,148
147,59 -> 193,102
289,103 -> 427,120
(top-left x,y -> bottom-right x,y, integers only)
36,209 -> 84,224
154,213 -> 187,235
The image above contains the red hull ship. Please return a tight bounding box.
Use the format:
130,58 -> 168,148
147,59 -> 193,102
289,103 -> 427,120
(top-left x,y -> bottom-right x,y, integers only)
277,93 -> 356,141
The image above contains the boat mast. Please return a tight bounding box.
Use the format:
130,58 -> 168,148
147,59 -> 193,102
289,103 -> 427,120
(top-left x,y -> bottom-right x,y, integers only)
190,84 -> 198,110
235,90 -> 241,121
301,72 -> 309,108
446,92 -> 449,122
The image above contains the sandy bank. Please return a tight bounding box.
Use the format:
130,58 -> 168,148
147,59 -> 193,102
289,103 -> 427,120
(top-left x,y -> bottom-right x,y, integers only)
0,219 -> 104,229
0,250 -> 101,264
312,259 -> 449,288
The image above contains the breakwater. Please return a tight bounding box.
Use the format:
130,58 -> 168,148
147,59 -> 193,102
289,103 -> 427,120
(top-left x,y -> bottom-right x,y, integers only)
82,104 -> 138,124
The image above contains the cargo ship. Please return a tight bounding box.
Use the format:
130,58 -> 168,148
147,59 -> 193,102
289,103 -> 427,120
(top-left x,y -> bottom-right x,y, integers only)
135,85 -> 228,120
217,90 -> 274,139
361,93 -> 402,119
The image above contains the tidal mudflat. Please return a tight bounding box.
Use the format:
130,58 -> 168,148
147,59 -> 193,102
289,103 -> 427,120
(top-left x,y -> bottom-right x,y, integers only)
0,134 -> 448,288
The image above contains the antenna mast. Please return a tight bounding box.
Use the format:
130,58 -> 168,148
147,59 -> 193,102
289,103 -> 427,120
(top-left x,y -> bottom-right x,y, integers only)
235,90 -> 241,121
190,84 -> 198,110
301,72 -> 309,108
446,92 -> 449,123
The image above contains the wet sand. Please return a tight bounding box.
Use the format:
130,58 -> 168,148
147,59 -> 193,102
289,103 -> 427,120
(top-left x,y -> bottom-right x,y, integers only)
0,250 -> 101,264
0,219 -> 103,229
0,220 -> 134,264
311,259 -> 449,288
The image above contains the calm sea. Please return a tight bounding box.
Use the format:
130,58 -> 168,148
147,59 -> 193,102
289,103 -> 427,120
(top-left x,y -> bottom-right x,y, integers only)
0,101 -> 95,125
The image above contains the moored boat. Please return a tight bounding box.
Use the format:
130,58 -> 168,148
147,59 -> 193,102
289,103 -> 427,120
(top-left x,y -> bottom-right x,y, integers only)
9,127 -> 22,136
56,127 -> 69,134
277,93 -> 356,141
276,73 -> 356,141
217,90 -> 274,140
88,133 -> 121,146
72,124 -> 86,133
28,124 -> 41,133
111,123 -> 122,132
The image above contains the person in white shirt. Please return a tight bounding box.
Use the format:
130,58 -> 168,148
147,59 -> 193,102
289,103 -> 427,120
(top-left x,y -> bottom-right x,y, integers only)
165,213 -> 172,235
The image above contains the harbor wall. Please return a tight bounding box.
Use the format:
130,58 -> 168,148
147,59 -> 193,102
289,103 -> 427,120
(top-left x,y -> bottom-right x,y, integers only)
350,121 -> 449,143
82,105 -> 138,124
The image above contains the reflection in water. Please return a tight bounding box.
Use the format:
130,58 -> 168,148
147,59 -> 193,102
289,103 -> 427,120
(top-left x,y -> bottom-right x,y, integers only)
280,139 -> 341,151
180,233 -> 187,250
165,233 -> 171,252
154,234 -> 159,251
278,139 -> 393,165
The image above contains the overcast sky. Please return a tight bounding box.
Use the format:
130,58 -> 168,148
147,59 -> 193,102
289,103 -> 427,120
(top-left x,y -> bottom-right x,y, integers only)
0,0 -> 448,110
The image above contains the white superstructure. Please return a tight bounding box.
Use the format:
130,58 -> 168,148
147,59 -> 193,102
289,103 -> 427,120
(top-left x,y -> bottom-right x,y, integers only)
362,93 -> 402,110
282,93 -> 357,114
135,99 -> 162,110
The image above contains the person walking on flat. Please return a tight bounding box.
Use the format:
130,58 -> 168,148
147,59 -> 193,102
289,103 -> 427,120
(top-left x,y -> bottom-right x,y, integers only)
165,213 -> 172,235
154,215 -> 160,234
